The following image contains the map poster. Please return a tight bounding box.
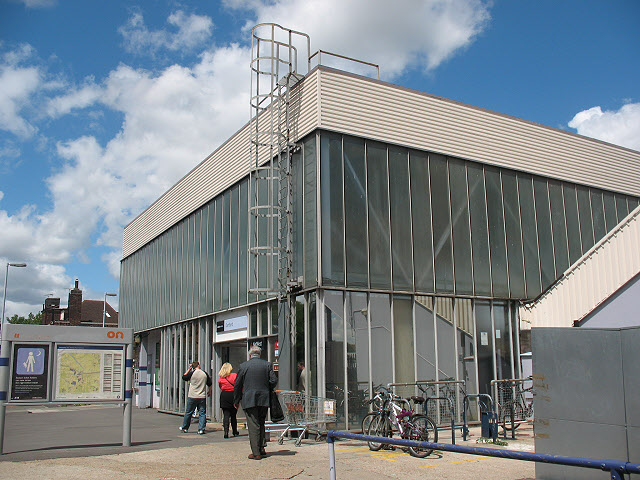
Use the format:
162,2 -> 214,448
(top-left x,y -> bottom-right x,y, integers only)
11,343 -> 50,401
54,345 -> 125,401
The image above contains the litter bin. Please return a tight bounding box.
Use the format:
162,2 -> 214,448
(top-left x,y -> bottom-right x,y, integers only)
481,408 -> 497,440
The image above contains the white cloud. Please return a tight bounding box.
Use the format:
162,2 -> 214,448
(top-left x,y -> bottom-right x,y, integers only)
45,83 -> 102,118
229,0 -> 491,78
14,0 -> 56,8
42,43 -> 249,275
119,10 -> 214,57
569,103 -> 640,151
0,63 -> 40,137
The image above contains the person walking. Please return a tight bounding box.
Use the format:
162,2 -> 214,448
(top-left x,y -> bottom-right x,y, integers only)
179,360 -> 212,434
234,345 -> 277,460
218,362 -> 239,438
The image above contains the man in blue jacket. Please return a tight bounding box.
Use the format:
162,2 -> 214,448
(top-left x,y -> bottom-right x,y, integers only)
234,345 -> 278,459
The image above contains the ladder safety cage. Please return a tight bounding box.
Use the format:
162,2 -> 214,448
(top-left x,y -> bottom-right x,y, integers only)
248,23 -> 310,326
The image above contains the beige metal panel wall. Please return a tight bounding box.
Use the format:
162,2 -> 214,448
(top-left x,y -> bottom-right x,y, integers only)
122,71 -> 319,258
519,205 -> 640,328
315,68 -> 640,196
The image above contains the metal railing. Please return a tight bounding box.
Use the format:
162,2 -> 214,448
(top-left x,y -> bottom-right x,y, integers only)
326,431 -> 640,480
491,377 -> 534,439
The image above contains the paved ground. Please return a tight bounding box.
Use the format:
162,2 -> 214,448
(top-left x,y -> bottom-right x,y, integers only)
0,405 -> 537,479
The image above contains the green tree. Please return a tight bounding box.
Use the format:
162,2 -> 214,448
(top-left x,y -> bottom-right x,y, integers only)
8,312 -> 42,325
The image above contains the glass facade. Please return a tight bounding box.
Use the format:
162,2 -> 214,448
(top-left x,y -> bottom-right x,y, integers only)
121,129 -> 639,425
314,131 -> 637,299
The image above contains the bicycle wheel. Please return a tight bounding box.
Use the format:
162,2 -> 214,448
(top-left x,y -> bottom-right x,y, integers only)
361,412 -> 378,435
405,414 -> 437,458
367,414 -> 392,451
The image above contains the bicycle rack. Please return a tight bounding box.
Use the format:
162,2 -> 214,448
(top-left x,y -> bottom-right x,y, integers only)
462,394 -> 497,442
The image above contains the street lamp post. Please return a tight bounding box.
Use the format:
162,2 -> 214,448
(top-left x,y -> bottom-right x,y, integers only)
1,262 -> 27,332
103,292 -> 117,327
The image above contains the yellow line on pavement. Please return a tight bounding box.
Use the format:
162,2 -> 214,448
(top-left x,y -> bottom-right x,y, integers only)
419,456 -> 491,468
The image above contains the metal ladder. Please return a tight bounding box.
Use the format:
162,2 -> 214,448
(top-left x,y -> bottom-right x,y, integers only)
248,24 -> 310,314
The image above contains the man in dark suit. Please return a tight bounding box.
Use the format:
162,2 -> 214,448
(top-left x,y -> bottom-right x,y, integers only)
234,345 -> 278,460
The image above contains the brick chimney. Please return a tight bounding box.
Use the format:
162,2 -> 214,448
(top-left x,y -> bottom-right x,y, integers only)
68,279 -> 83,326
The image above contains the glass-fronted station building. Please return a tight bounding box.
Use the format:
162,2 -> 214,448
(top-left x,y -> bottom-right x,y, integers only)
120,61 -> 640,428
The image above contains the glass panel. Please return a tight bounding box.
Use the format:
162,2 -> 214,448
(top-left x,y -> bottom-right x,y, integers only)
493,302 -> 512,380
193,211 -> 202,317
260,303 -> 268,336
628,197 -> 640,212
603,191 -> 618,232
475,300 -> 493,395
615,194 -> 629,223
214,197 -> 223,311
303,136 -> 317,288
320,132 -> 345,286
239,180 -> 248,305
222,191 -> 231,309
294,296 -> 305,391
346,291 -> 369,429
435,297 -> 456,379
292,149 -> 304,282
415,296 -> 436,381
485,167 -> 508,297
370,293 -> 392,388
270,302 -> 278,335
257,171 -> 269,299
324,290 -> 345,428
393,296 -> 414,399
344,136 -> 368,287
249,308 -> 257,337
229,187 -> 239,308
591,190 -> 606,243
449,158 -> 473,295
309,292 -> 318,396
409,150 -> 434,293
456,299 -> 477,401
184,216 -> 192,319
534,178 -> 555,289
367,142 -> 391,289
199,207 -> 208,315
430,154 -> 454,293
468,163 -> 491,296
563,184 -> 583,265
502,170 -> 525,298
389,146 -> 413,291
549,180 -> 569,276
577,185 -> 594,253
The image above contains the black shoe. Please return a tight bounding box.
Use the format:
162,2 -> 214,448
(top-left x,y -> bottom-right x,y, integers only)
233,431 -> 239,436
224,433 -> 229,438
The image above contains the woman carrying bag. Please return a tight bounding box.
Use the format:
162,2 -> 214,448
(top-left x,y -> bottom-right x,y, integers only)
218,363 -> 239,438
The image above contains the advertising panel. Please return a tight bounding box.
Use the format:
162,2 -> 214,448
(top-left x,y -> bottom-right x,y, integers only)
10,343 -> 50,401
54,345 -> 125,401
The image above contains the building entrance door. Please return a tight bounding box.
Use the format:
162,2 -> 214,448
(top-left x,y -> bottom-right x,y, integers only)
219,340 -> 248,372
215,340 -> 247,421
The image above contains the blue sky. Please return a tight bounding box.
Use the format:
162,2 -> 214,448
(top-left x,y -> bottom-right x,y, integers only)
1,0 -> 639,318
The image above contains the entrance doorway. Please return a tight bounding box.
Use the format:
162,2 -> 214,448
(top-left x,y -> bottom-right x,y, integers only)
219,340 -> 247,375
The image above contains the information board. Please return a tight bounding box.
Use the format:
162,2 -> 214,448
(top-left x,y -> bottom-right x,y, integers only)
54,345 -> 125,401
10,343 -> 50,401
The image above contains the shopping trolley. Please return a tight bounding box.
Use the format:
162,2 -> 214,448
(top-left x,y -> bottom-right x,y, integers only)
275,391 -> 337,446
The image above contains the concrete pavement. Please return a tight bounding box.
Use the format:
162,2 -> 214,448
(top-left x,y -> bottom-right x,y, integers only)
0,405 -> 537,479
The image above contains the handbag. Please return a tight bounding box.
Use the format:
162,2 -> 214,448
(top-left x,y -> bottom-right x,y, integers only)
270,389 -> 285,422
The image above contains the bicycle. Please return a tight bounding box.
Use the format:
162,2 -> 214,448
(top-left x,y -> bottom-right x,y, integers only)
366,391 -> 438,458
360,386 -> 389,434
497,380 -> 534,432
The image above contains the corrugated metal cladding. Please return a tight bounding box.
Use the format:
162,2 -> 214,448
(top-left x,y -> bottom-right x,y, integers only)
315,68 -> 640,197
519,205 -> 640,328
122,70 -> 320,258
123,66 -> 640,258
